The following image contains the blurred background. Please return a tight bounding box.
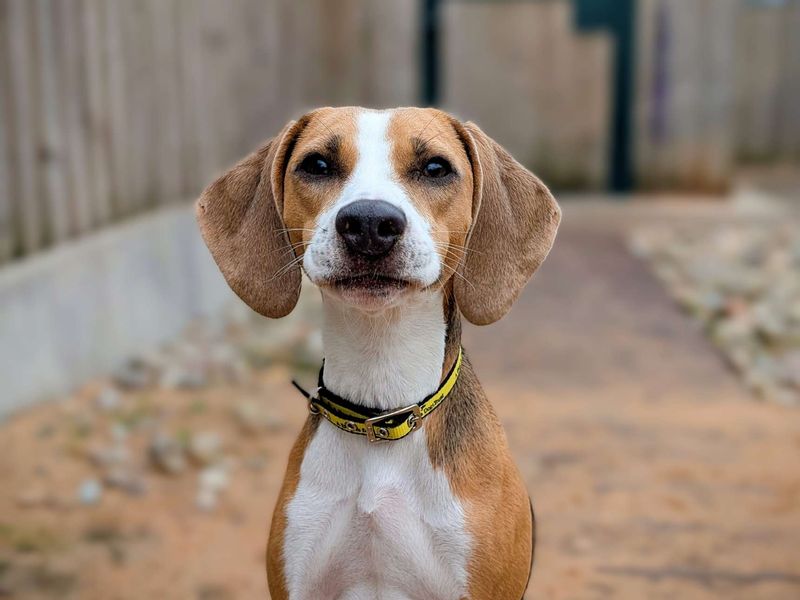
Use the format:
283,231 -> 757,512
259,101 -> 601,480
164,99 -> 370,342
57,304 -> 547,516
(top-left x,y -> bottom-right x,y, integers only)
0,0 -> 799,598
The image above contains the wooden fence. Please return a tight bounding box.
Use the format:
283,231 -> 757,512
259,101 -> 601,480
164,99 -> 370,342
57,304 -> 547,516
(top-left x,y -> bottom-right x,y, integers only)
0,0 -> 798,265
0,0 -> 418,265
441,0 -> 612,190
634,0 -> 737,191
442,0 -> 800,193
635,0 -> 800,190
735,0 -> 800,162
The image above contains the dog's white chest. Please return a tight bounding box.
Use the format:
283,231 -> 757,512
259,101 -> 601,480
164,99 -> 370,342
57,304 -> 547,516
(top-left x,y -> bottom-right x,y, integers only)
283,423 -> 471,600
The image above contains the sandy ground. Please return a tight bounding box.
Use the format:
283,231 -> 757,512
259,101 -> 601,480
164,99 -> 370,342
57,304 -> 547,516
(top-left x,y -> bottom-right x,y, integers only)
1,201 -> 799,599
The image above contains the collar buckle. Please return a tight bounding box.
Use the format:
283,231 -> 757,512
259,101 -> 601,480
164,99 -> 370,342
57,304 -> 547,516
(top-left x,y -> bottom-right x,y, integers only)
365,404 -> 422,443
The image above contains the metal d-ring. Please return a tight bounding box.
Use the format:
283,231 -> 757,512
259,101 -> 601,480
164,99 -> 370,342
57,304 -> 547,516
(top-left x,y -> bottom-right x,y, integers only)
407,413 -> 419,431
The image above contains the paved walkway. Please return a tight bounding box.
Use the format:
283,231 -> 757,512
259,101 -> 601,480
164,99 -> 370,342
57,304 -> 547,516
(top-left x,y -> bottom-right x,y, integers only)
1,201 -> 798,600
466,202 -> 800,599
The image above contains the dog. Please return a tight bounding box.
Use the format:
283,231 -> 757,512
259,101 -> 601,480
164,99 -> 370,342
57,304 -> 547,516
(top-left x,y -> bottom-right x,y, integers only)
196,107 -> 560,600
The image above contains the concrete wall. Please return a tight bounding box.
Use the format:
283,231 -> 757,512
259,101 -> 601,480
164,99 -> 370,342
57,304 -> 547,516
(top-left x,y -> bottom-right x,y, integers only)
0,204 -> 235,414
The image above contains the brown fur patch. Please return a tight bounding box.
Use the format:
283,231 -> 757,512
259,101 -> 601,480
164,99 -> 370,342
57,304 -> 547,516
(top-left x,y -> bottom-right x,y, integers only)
453,121 -> 561,326
426,364 -> 533,599
266,416 -> 321,600
195,119 -> 308,319
281,107 -> 360,255
388,108 -> 474,287
427,299 -> 534,599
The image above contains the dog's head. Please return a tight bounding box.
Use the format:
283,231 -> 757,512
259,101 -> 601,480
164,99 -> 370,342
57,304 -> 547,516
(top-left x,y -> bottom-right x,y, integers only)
196,107 -> 560,325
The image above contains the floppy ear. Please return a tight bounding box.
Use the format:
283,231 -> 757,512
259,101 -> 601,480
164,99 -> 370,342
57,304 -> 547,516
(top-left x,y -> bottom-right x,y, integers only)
454,121 -> 561,325
196,119 -> 306,318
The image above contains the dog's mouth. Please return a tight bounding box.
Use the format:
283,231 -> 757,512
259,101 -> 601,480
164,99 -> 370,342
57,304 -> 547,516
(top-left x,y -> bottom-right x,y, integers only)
332,274 -> 411,291
320,272 -> 420,309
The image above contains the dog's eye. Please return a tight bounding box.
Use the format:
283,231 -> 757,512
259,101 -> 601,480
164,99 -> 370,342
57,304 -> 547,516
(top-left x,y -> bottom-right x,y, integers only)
423,157 -> 452,179
299,153 -> 331,176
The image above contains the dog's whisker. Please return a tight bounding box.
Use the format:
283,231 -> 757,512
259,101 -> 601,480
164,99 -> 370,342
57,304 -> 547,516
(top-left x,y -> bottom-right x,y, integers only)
436,244 -> 483,256
420,128 -> 447,148
415,114 -> 439,142
315,115 -> 338,141
268,253 -> 306,281
432,241 -> 483,257
434,247 -> 465,261
438,262 -> 476,290
265,241 -> 307,258
432,241 -> 468,251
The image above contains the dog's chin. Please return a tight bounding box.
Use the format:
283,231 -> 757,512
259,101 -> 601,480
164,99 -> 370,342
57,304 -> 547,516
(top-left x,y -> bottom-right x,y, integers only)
318,274 -> 422,311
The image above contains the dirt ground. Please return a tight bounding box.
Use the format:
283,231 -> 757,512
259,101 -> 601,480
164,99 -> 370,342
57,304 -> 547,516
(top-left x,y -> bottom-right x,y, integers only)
1,201 -> 799,599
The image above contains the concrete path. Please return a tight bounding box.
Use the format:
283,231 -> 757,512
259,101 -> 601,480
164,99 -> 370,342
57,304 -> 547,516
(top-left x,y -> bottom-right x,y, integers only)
464,202 -> 800,599
1,201 -> 798,600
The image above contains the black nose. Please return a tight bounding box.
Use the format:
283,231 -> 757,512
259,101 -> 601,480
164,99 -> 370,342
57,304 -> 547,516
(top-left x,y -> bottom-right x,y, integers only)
335,200 -> 407,258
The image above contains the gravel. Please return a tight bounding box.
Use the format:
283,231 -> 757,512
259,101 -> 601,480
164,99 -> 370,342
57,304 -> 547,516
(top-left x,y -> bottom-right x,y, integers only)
232,400 -> 285,435
631,221 -> 800,406
77,479 -> 103,505
10,293 -> 320,516
148,432 -> 188,475
188,431 -> 223,466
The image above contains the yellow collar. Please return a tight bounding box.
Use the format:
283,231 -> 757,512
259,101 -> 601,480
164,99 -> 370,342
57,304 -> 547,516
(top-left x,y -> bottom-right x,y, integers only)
292,348 -> 463,443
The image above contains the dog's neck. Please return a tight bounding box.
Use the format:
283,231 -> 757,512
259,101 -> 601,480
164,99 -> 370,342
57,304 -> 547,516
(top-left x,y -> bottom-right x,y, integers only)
320,289 -> 459,411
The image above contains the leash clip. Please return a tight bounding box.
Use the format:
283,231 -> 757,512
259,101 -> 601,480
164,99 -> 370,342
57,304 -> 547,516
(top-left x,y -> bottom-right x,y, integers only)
307,387 -> 322,415
365,404 -> 422,443
292,380 -> 322,415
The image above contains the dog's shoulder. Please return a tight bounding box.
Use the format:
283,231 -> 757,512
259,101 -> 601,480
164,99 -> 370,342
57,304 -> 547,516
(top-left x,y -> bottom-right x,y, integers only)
426,355 -> 535,599
266,416 -> 321,600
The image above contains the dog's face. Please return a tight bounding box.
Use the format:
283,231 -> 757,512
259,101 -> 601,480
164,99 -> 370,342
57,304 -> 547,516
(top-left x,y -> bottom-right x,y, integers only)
283,107 -> 473,310
197,107 -> 560,324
